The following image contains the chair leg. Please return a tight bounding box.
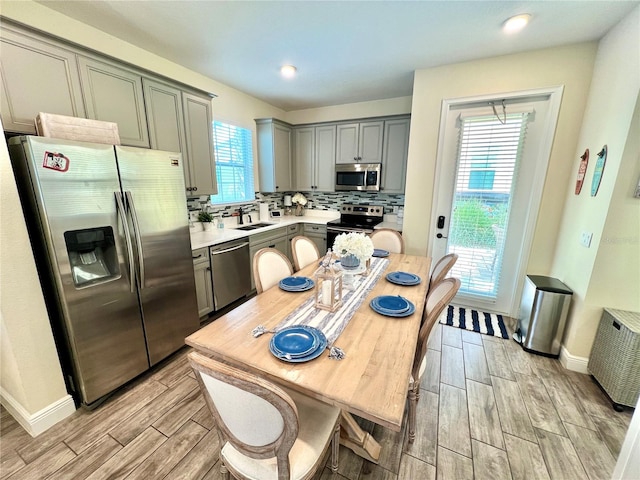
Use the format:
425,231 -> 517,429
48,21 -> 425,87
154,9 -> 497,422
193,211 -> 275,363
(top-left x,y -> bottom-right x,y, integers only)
330,423 -> 340,473
220,455 -> 230,480
408,388 -> 417,443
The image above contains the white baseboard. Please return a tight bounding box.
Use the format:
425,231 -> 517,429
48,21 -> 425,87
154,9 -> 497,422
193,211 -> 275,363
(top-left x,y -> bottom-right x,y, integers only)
0,387 -> 76,437
559,345 -> 590,373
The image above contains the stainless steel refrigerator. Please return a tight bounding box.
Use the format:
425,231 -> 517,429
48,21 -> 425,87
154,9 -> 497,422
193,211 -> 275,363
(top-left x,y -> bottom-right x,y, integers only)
9,136 -> 199,406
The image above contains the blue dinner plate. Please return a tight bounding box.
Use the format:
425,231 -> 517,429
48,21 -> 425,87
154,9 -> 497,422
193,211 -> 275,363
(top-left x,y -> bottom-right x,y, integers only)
279,277 -> 315,292
372,295 -> 410,313
386,271 -> 421,286
373,249 -> 390,257
272,326 -> 318,357
269,326 -> 328,363
280,276 -> 312,288
370,300 -> 416,318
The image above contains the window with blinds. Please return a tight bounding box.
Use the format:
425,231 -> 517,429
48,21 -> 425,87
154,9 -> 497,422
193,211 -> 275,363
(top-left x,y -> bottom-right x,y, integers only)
447,112 -> 529,299
210,121 -> 254,204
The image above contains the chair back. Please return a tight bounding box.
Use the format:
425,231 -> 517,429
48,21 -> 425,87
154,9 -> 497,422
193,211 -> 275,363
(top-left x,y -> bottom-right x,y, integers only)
291,235 -> 320,271
253,248 -> 294,294
188,352 -> 298,477
369,228 -> 405,254
412,278 -> 460,384
429,253 -> 458,289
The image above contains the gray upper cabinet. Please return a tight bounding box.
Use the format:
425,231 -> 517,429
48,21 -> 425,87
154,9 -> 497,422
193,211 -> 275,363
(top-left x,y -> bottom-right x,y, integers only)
293,125 -> 335,192
143,78 -> 186,155
314,125 -> 336,191
78,56 -> 150,147
381,117 -> 410,193
294,127 -> 315,191
256,119 -> 292,193
336,121 -> 383,164
182,92 -> 218,196
0,26 -> 85,134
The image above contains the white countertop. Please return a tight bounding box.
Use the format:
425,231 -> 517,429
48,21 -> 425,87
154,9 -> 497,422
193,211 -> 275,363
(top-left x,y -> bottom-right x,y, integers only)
374,221 -> 403,232
190,210 -> 340,250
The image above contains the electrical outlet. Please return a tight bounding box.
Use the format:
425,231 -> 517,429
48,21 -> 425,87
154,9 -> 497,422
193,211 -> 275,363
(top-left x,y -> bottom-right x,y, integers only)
580,231 -> 593,248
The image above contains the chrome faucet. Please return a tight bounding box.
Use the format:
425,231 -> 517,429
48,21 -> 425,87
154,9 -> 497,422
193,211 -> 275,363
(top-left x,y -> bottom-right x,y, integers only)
237,207 -> 244,225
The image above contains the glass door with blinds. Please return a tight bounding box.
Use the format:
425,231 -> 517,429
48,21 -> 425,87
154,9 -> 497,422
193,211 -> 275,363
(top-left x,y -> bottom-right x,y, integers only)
432,92 -> 559,315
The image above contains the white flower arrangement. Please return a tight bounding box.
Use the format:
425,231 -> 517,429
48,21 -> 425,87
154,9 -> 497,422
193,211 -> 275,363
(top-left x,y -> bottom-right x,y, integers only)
292,192 -> 307,205
332,232 -> 374,263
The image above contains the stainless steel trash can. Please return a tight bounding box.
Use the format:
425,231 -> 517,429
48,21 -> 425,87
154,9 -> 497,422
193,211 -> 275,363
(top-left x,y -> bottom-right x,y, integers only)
514,275 -> 572,357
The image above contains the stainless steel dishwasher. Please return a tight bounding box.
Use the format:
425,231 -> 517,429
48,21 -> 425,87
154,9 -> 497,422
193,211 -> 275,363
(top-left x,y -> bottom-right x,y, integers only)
209,239 -> 251,310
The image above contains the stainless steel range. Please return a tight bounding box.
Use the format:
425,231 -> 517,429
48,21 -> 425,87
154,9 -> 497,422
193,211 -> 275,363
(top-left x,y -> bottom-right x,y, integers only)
326,204 -> 384,250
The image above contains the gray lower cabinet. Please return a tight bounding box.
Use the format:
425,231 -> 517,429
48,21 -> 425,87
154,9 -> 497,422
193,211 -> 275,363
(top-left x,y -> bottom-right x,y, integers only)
248,227 -> 289,290
192,247 -> 214,318
77,56 -> 150,147
0,24 -> 86,134
303,224 -> 327,256
285,223 -> 301,263
381,117 -> 410,193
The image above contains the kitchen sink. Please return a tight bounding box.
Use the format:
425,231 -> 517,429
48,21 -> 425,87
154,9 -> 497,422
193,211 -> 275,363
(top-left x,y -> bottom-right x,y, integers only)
235,223 -> 274,231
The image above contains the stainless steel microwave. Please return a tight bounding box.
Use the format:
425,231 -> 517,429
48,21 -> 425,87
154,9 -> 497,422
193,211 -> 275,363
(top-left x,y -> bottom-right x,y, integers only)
335,163 -> 381,191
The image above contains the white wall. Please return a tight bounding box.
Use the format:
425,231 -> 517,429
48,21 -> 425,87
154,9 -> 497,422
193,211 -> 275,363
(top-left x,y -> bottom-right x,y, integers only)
0,119 -> 73,430
552,6 -> 640,358
405,42 -> 597,270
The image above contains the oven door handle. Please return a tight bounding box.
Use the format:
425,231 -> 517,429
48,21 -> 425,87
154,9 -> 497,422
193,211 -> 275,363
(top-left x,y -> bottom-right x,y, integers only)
327,226 -> 374,234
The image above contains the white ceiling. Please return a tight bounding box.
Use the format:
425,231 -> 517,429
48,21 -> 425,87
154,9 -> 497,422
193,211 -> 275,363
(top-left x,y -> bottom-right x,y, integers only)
35,0 -> 639,111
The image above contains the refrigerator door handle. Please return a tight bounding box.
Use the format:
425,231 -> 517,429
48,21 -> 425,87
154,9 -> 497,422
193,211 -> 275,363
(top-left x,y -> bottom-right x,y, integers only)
125,191 -> 146,289
115,192 -> 136,293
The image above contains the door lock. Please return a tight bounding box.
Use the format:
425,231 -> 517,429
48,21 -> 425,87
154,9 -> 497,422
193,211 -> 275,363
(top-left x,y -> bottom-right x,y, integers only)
436,233 -> 448,239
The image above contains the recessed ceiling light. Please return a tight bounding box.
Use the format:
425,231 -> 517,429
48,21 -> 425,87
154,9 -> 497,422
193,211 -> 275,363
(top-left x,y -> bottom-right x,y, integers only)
280,65 -> 297,78
503,14 -> 531,34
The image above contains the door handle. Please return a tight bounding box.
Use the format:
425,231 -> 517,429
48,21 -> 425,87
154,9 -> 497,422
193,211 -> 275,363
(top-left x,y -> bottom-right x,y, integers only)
436,233 -> 448,239
125,191 -> 145,289
115,192 -> 135,293
210,242 -> 249,255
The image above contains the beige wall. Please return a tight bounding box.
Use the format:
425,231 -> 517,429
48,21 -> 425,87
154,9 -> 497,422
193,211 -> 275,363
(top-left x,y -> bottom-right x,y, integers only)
0,0 -> 286,416
404,42 -> 597,266
284,96 -> 412,125
552,7 -> 640,358
0,121 -> 69,413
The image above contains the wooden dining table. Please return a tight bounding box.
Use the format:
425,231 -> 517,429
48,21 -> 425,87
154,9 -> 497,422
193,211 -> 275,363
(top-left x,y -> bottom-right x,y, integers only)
186,253 -> 431,464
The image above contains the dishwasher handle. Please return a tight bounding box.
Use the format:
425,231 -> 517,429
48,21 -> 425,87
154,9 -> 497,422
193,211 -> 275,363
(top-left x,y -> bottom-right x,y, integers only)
210,242 -> 249,255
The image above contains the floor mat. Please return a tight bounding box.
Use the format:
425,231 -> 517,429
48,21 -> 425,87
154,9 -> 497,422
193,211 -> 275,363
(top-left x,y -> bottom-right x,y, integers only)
439,305 -> 509,339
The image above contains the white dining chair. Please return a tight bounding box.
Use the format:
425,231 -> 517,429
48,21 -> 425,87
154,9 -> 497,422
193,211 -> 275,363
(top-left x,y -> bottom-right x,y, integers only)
290,235 -> 320,271
369,228 -> 405,254
253,248 -> 294,294
188,352 -> 340,480
429,253 -> 459,290
407,277 -> 460,443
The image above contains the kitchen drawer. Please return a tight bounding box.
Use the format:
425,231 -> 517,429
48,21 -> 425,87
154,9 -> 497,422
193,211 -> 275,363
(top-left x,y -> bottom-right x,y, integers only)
303,223 -> 326,234
249,226 -> 287,246
192,247 -> 209,265
286,223 -> 300,236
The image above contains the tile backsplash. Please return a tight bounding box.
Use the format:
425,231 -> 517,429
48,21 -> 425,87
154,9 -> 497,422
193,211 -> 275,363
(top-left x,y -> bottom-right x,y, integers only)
187,191 -> 404,218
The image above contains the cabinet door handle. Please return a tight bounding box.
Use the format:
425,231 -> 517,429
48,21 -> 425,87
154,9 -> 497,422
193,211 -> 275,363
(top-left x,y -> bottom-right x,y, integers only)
269,244 -> 276,248
193,186 -> 197,191
192,254 -> 203,259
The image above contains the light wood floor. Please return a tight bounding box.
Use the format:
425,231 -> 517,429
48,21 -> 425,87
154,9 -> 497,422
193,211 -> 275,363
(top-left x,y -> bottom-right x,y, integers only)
0,323 -> 634,479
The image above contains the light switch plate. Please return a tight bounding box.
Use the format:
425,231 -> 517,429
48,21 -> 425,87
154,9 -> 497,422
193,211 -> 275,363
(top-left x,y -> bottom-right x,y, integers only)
581,231 -> 593,247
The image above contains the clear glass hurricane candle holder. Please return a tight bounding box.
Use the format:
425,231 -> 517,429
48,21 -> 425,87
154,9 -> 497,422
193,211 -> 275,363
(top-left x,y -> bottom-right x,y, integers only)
314,268 -> 343,312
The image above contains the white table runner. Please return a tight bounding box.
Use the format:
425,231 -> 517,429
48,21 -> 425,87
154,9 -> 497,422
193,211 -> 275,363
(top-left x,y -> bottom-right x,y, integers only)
275,257 -> 389,345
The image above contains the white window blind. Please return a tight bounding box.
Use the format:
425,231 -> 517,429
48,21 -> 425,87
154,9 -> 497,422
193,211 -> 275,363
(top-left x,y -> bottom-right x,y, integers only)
448,112 -> 529,298
210,121 -> 254,205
